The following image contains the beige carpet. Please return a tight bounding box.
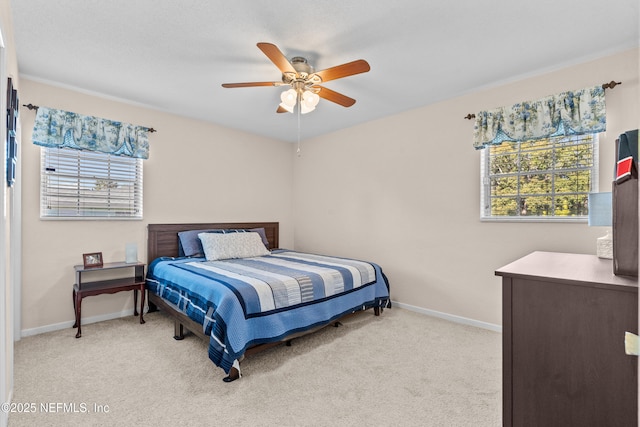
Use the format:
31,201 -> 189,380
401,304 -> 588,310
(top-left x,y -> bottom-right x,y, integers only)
9,308 -> 501,426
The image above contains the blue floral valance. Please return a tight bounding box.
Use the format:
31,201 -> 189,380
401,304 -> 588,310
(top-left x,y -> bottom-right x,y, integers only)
32,107 -> 150,159
473,85 -> 606,149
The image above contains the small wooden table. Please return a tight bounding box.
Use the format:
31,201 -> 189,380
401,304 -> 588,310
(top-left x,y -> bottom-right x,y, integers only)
72,261 -> 146,338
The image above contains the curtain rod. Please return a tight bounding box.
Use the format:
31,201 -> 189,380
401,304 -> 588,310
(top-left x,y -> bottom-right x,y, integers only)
21,103 -> 156,132
463,80 -> 622,120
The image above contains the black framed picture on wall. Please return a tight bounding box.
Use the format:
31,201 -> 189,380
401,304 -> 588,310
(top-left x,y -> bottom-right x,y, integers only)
5,77 -> 18,187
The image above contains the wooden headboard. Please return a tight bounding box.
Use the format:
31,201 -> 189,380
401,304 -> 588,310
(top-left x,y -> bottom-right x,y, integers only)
147,222 -> 279,263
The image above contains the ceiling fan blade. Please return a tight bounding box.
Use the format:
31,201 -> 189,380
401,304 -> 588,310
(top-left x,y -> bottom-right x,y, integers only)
316,86 -> 356,107
276,105 -> 289,113
257,42 -> 296,74
313,59 -> 370,83
222,81 -> 281,88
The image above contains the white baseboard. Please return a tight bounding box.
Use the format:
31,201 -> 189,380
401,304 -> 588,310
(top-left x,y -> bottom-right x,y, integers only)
20,308 -> 139,338
392,301 -> 502,333
20,303 -> 501,337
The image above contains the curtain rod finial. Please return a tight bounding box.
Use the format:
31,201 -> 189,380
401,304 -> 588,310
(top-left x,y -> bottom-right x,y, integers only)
23,103 -> 39,111
464,113 -> 476,120
602,81 -> 622,90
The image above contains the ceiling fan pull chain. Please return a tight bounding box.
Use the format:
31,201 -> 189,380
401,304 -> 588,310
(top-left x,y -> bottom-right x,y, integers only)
297,92 -> 302,156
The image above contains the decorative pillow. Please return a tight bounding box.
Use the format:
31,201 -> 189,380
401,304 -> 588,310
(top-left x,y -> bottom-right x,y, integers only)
199,232 -> 270,261
178,229 -> 220,257
248,227 -> 270,249
178,227 -> 271,257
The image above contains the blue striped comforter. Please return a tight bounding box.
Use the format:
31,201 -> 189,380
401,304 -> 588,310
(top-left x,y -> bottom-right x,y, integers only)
146,250 -> 391,374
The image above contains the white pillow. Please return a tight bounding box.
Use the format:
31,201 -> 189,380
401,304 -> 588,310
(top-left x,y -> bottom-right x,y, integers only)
198,231 -> 270,261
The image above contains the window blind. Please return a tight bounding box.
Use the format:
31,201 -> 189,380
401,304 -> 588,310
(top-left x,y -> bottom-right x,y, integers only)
480,133 -> 598,220
40,147 -> 143,219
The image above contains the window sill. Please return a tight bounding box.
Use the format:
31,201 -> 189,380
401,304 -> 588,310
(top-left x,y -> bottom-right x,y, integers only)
480,216 -> 588,223
40,216 -> 143,221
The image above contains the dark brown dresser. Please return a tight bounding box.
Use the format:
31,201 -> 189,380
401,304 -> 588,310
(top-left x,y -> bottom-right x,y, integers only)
496,251 -> 638,427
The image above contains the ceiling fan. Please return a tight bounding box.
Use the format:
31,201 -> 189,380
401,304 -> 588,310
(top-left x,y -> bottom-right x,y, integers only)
222,42 -> 370,114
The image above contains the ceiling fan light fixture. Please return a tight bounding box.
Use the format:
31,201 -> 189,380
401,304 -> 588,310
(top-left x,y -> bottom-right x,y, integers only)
280,89 -> 298,111
278,102 -> 294,113
300,103 -> 315,114
302,90 -> 320,108
300,90 -> 319,114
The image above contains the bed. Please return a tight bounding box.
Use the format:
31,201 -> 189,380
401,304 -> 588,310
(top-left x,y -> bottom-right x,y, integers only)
145,222 -> 391,382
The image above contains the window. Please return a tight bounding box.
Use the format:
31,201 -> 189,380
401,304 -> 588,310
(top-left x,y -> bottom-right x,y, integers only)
480,134 -> 598,220
41,147 -> 143,219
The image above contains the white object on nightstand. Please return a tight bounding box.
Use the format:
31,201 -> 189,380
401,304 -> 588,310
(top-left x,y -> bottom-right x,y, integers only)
596,229 -> 613,259
125,242 -> 138,263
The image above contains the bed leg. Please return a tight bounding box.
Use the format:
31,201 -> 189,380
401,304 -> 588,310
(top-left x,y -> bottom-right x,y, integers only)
148,300 -> 158,313
223,366 -> 241,383
374,307 -> 381,316
173,321 -> 185,340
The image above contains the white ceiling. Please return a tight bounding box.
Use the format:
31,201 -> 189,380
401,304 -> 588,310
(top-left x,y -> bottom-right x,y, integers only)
10,0 -> 640,142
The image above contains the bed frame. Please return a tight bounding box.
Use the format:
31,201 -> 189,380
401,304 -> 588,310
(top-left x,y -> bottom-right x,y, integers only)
146,222 -> 381,382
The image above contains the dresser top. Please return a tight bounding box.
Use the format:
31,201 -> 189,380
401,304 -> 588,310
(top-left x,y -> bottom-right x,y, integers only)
496,251 -> 638,291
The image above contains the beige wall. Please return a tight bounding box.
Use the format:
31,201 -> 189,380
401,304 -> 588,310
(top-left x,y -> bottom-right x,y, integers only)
293,48 -> 639,326
15,47 -> 640,332
19,79 -> 295,332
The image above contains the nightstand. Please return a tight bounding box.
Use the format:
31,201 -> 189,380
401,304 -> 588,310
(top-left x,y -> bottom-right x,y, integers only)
72,261 -> 146,338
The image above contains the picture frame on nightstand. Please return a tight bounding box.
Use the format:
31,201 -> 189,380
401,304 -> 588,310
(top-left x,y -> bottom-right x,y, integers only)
82,252 -> 103,268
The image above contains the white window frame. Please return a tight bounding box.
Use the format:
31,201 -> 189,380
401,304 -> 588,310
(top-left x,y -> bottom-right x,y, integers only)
40,147 -> 143,219
480,133 -> 599,222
